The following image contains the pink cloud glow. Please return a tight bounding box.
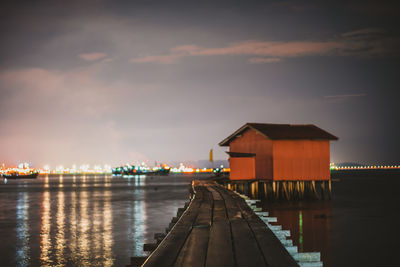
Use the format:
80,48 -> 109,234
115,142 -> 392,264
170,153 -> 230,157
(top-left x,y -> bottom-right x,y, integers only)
131,29 -> 398,64
189,41 -> 344,57
131,54 -> 181,64
79,52 -> 107,61
248,57 -> 281,63
131,40 -> 345,64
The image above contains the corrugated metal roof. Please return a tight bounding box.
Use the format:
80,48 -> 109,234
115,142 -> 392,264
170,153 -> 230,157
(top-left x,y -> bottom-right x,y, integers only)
219,123 -> 338,146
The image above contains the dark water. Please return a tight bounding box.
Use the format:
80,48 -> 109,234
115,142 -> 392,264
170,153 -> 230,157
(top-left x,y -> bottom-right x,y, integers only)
1,171 -> 399,267
262,170 -> 400,267
0,174 -> 194,267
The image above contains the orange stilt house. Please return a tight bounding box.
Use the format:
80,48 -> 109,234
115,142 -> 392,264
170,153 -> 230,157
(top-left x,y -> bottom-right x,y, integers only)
219,123 -> 338,182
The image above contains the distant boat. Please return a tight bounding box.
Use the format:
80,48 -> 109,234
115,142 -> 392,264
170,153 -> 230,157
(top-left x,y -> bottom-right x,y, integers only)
156,167 -> 170,175
112,164 -> 170,176
2,169 -> 39,179
112,166 -> 123,175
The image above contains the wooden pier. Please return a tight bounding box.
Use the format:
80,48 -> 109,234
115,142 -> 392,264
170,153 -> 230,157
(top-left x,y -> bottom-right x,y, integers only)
140,180 -> 298,267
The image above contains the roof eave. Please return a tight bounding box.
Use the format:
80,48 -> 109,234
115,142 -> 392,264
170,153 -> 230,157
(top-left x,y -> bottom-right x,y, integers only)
218,123 -> 250,146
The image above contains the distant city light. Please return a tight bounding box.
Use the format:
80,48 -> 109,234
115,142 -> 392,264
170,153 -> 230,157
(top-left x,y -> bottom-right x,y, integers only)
2,162 -> 397,177
330,163 -> 400,170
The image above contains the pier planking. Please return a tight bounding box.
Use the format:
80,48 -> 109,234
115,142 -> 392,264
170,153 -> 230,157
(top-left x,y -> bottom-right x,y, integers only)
142,180 -> 298,267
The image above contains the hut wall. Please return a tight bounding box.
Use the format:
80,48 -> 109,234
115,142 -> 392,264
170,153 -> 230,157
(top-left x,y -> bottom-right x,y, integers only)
229,129 -> 273,179
272,140 -> 330,181
229,157 -> 256,180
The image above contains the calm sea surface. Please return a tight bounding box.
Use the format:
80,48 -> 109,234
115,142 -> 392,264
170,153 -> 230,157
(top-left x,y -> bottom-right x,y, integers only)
0,171 -> 399,267
0,174 -> 193,267
262,170 -> 400,267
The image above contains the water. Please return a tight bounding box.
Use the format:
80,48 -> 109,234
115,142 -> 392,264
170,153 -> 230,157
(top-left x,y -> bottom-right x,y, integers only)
261,170 -> 400,267
0,174 -> 194,267
1,171 -> 399,267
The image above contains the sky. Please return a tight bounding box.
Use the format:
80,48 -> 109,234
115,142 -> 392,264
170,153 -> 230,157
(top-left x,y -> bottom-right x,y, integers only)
0,0 -> 399,167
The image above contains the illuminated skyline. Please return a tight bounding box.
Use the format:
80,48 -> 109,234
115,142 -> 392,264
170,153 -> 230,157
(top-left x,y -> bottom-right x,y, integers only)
0,0 -> 399,166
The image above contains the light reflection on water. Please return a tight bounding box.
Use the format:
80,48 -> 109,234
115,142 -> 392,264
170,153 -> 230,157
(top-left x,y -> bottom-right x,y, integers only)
262,200 -> 332,262
103,190 -> 113,267
259,170 -> 400,267
55,189 -> 65,266
0,174 -> 192,266
40,190 -> 52,266
16,190 -> 29,267
78,189 -> 90,265
133,176 -> 147,257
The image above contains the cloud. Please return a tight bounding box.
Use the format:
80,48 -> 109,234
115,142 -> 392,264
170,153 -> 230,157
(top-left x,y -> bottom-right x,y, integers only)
131,54 -> 181,64
171,45 -> 200,53
131,45 -> 202,64
338,28 -> 400,58
323,93 -> 367,104
131,28 -> 400,64
79,52 -> 107,61
248,57 -> 281,63
324,93 -> 366,99
190,41 -> 343,57
131,40 -> 343,64
341,28 -> 386,38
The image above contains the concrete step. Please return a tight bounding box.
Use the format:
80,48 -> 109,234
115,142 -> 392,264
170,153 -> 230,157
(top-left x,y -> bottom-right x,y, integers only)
293,252 -> 321,262
298,262 -> 323,267
261,217 -> 278,223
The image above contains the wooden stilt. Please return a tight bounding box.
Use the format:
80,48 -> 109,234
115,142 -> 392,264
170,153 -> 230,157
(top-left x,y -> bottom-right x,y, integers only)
296,181 -> 301,200
276,181 -> 280,199
305,181 -> 310,198
272,181 -> 276,199
311,181 -> 318,199
263,182 -> 267,199
328,179 -> 332,200
255,182 -> 259,198
282,182 -> 286,200
320,181 -> 325,200
283,182 -> 290,200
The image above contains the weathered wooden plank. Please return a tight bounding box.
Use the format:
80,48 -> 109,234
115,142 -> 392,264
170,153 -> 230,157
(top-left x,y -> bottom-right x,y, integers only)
205,221 -> 235,267
194,190 -> 213,227
212,185 -> 267,267
206,186 -> 234,267
213,186 -> 242,222
231,220 -> 267,267
144,181 -> 300,267
208,184 -> 227,222
212,200 -> 227,221
207,186 -> 223,200
174,188 -> 213,267
143,188 -> 204,267
173,227 -> 210,267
